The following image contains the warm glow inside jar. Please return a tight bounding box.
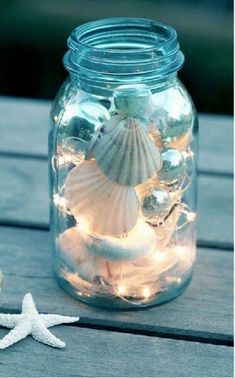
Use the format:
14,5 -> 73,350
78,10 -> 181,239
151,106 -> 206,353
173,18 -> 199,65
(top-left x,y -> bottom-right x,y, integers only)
49,18 -> 198,309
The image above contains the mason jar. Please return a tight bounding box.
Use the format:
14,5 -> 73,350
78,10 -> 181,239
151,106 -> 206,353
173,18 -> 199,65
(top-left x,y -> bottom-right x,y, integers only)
49,18 -> 198,309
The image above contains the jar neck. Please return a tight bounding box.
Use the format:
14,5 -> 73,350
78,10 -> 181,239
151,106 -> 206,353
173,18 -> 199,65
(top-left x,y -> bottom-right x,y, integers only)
63,18 -> 184,95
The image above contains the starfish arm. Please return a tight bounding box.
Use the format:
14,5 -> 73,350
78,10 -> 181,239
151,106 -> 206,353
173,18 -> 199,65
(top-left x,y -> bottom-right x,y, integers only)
40,314 -> 79,327
0,320 -> 31,349
32,320 -> 65,348
0,314 -> 22,328
22,293 -> 38,315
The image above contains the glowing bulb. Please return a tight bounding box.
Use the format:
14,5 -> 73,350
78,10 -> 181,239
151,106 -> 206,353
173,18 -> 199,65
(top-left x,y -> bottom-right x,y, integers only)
142,286 -> 151,299
166,276 -> 181,284
175,245 -> 189,258
76,217 -> 90,233
153,251 -> 167,262
117,285 -> 126,296
187,211 -> 196,222
53,194 -> 68,213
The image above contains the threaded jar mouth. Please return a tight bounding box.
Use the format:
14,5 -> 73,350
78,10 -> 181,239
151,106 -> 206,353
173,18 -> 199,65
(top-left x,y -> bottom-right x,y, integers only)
64,18 -> 184,93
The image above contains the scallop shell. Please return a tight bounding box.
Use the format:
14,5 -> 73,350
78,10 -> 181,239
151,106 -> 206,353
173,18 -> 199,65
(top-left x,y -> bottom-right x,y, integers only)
95,117 -> 161,186
65,160 -> 140,236
82,220 -> 156,262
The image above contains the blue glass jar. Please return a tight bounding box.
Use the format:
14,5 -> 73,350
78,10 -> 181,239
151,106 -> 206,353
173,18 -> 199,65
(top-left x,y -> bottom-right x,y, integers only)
49,18 -> 198,309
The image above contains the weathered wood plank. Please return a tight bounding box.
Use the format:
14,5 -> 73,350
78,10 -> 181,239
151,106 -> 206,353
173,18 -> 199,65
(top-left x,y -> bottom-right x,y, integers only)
0,157 -> 232,247
199,114 -> 233,175
0,97 -> 49,157
0,326 -> 232,378
0,227 -> 233,339
0,97 -> 233,174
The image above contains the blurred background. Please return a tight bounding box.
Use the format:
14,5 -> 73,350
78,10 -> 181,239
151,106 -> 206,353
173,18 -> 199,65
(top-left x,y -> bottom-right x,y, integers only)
0,0 -> 233,114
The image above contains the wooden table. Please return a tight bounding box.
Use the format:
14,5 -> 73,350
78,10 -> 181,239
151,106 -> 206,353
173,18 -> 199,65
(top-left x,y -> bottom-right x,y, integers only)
0,97 -> 233,377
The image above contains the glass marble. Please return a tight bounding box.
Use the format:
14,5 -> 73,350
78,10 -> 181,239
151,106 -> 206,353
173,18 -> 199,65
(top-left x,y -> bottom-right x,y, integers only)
159,148 -> 186,185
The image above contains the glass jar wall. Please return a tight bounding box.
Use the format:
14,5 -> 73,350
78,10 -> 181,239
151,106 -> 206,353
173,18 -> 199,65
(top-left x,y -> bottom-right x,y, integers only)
49,18 -> 198,309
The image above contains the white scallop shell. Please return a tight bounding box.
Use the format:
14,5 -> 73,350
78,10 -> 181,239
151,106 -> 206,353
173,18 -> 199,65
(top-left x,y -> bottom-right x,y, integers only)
65,160 -> 140,236
95,117 -> 161,186
81,220 -> 156,262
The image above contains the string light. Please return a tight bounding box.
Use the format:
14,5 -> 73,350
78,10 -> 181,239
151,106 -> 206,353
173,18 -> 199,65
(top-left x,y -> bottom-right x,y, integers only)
117,285 -> 126,296
142,286 -> 151,299
166,276 -> 182,284
175,245 -> 189,257
53,193 -> 68,213
153,251 -> 167,262
187,211 -> 196,222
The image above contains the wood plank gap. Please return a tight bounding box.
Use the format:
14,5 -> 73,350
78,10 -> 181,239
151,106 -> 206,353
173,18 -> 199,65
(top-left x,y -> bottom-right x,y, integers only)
0,219 -> 49,231
0,313 -> 232,347
73,320 -> 234,347
199,170 -> 233,179
197,239 -> 233,251
0,151 -> 48,162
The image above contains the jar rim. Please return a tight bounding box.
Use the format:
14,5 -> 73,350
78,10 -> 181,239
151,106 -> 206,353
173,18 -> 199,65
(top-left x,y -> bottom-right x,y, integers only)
64,18 -> 184,93
69,18 -> 177,55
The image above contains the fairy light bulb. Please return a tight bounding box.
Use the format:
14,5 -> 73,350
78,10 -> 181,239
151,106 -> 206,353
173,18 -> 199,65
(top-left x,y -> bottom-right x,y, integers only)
53,193 -> 68,213
142,287 -> 151,299
117,285 -> 126,296
187,211 -> 196,222
174,245 -> 194,266
166,276 -> 182,284
153,251 -> 167,262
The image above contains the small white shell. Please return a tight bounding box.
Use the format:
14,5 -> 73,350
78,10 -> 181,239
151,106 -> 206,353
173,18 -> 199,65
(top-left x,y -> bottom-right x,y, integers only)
95,117 -> 161,186
82,220 -> 156,262
65,160 -> 140,236
58,227 -> 109,282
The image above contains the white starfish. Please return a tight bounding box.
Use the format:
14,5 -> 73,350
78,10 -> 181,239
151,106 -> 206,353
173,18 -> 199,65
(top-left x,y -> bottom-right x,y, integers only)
0,293 -> 79,349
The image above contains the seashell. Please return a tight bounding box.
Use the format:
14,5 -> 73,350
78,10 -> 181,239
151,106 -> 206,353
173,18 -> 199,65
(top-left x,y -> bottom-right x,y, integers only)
95,117 -> 161,186
58,227 -> 110,282
65,160 -> 140,236
81,220 -> 156,262
114,84 -> 151,117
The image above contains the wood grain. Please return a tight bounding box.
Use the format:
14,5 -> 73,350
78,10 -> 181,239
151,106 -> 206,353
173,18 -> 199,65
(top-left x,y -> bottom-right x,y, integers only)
0,97 -> 233,174
0,227 -> 233,340
0,326 -> 232,377
0,156 -> 232,247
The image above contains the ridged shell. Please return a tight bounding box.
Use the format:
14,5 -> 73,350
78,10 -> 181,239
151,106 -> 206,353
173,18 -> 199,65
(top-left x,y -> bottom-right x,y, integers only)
82,220 -> 156,262
65,160 -> 140,236
95,117 -> 161,186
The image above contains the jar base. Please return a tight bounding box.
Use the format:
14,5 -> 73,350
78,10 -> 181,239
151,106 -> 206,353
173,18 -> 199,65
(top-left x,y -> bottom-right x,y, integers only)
55,267 -> 193,310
